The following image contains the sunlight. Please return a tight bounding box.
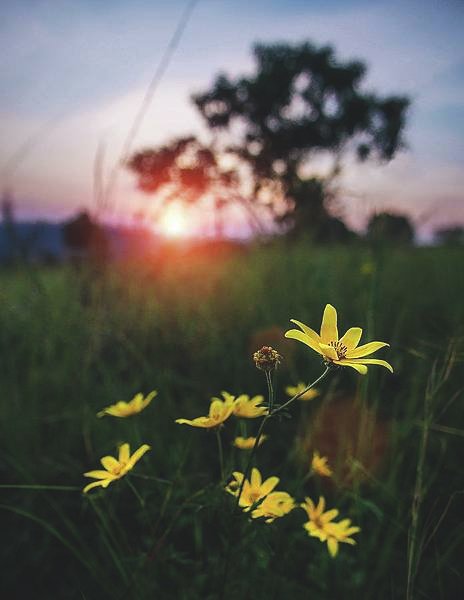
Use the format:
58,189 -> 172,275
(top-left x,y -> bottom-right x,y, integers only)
158,204 -> 189,237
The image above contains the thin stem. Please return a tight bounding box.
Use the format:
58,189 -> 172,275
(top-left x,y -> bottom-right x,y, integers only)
126,477 -> 145,509
265,370 -> 274,413
216,428 -> 225,482
234,365 -> 331,511
273,365 -> 331,417
406,384 -> 432,600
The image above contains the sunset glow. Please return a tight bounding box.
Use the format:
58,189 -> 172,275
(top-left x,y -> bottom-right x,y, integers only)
158,204 -> 189,237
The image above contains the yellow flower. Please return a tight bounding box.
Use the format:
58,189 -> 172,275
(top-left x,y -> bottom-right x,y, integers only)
232,435 -> 268,450
327,519 -> 361,556
226,468 -> 279,509
97,391 -> 157,418
251,491 -> 295,523
175,391 -> 235,428
83,443 -> 151,493
285,382 -> 320,401
285,304 -> 393,375
301,496 -> 339,528
311,451 -> 332,477
233,394 -> 268,419
360,261 -> 375,276
301,496 -> 360,557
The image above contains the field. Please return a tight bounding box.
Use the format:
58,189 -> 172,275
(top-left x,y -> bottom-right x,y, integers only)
1,241 -> 463,599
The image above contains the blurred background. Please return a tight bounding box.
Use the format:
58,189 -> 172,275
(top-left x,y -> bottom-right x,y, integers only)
1,1 -> 463,599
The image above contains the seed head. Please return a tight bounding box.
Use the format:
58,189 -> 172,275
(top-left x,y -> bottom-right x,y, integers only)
253,346 -> 282,371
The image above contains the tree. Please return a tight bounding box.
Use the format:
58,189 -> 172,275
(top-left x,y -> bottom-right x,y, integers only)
366,213 -> 414,244
62,211 -> 109,263
435,226 -> 464,246
193,41 -> 410,240
127,136 -> 263,236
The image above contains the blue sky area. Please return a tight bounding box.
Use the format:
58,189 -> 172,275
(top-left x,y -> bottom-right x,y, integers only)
1,0 -> 463,236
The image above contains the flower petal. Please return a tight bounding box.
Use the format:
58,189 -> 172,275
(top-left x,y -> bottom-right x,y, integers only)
250,468 -> 261,488
319,343 -> 338,361
349,358 -> 394,373
327,537 -> 339,557
175,417 -> 212,427
127,444 -> 151,470
260,476 -> 280,496
118,443 -> 130,463
83,470 -> 114,480
345,341 -> 389,359
334,360 -> 368,375
101,456 -> 119,471
83,480 -> 108,493
320,304 -> 338,343
322,509 -> 339,522
285,329 -> 322,354
290,319 -> 321,343
143,390 -> 158,406
339,327 -> 363,350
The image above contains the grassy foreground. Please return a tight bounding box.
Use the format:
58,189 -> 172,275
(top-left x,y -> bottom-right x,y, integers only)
1,241 -> 463,599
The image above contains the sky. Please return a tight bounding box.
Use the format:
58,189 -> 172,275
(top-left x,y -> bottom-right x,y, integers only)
1,0 -> 463,237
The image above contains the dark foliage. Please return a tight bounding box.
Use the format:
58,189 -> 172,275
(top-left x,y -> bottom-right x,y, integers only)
62,211 -> 109,261
193,41 -> 410,238
366,213 -> 414,244
435,226 -> 464,246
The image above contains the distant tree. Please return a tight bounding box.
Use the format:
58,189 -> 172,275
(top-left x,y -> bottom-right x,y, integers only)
127,136 -> 263,235
62,211 -> 109,263
366,213 -> 414,244
193,41 -> 410,240
435,226 -> 464,246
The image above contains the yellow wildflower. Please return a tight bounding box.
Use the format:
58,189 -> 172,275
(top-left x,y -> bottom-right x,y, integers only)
251,491 -> 295,523
232,435 -> 268,450
83,443 -> 151,493
285,382 -> 320,401
311,451 -> 332,477
233,394 -> 268,419
175,391 -> 235,428
361,261 -> 375,276
301,496 -> 360,557
97,391 -> 157,418
285,304 -> 393,375
226,468 -> 279,509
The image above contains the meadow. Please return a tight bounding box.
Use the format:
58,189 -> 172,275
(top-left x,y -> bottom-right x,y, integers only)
1,241 -> 463,599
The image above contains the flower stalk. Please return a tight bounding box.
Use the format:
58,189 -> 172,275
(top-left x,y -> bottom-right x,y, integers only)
234,365 -> 332,510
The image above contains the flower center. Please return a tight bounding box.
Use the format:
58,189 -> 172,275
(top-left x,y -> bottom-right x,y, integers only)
328,341 -> 348,359
249,490 -> 262,504
111,461 -> 126,476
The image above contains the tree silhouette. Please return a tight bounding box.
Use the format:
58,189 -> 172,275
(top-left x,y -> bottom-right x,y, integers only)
62,211 -> 109,263
366,213 -> 414,244
435,226 -> 464,246
193,41 -> 410,239
127,136 -> 263,235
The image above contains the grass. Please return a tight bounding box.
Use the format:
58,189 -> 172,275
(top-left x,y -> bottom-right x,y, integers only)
0,241 -> 463,599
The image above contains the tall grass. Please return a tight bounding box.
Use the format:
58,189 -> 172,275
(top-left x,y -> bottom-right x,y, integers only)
0,241 -> 463,599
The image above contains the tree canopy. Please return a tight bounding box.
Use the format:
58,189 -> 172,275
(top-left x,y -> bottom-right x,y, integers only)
194,42 -> 409,238
129,40 -> 410,240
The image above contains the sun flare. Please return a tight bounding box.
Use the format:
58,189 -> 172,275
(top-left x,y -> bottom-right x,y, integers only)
159,205 -> 188,237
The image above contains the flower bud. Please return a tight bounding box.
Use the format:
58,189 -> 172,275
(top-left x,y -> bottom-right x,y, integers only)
253,346 -> 282,371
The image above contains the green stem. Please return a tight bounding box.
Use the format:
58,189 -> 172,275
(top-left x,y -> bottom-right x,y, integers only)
273,365 -> 331,417
216,428 -> 225,482
265,370 -> 274,413
234,365 -> 332,511
126,477 -> 145,509
406,386 -> 432,600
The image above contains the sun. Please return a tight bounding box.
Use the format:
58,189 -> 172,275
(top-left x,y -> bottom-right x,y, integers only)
158,204 -> 188,237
